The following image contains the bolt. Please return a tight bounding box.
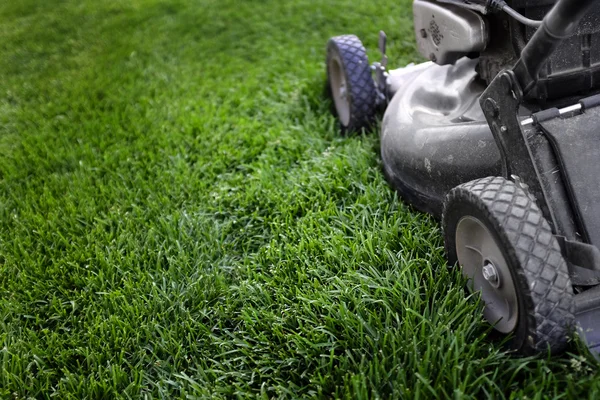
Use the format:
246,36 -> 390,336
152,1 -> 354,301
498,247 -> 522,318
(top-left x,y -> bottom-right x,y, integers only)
420,29 -> 427,38
482,263 -> 499,286
500,125 -> 508,133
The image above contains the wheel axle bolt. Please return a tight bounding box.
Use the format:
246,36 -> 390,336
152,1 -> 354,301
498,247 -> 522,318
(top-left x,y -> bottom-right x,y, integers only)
482,263 -> 499,285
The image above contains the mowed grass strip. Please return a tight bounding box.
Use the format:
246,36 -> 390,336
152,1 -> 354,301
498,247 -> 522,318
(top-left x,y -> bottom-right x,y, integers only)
0,0 -> 598,398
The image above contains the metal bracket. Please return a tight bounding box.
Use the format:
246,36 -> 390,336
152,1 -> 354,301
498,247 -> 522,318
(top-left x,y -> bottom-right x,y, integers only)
378,30 -> 388,70
480,71 -> 544,199
479,71 -> 571,236
372,30 -> 389,107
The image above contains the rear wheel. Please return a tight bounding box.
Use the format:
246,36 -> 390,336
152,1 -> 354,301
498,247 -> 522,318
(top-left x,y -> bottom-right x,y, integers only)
326,35 -> 377,134
442,176 -> 574,354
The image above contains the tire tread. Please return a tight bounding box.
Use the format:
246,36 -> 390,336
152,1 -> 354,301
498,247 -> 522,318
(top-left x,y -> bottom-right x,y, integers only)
443,176 -> 574,354
327,35 -> 377,133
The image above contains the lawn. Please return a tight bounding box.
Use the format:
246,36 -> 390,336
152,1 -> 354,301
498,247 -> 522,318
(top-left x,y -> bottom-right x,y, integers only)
0,0 -> 598,398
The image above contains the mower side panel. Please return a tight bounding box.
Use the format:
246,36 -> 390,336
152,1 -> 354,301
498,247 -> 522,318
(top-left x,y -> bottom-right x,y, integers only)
381,58 -> 501,217
538,101 -> 600,247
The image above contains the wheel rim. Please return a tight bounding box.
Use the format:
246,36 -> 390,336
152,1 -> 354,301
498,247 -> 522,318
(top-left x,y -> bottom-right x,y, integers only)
328,55 -> 350,127
455,216 -> 519,333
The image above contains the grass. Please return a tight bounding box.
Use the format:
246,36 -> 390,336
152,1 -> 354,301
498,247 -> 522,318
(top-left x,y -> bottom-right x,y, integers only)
0,0 -> 599,398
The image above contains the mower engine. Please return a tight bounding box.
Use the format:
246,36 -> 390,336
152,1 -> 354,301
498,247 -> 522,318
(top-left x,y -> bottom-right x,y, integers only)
413,0 -> 489,66
414,0 -> 600,100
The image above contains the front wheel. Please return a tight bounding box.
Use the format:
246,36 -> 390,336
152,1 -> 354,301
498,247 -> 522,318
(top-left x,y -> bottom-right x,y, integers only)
442,176 -> 574,355
326,35 -> 377,134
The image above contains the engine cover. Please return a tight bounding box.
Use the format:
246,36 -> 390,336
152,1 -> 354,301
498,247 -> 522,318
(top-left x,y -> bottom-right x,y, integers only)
413,0 -> 488,65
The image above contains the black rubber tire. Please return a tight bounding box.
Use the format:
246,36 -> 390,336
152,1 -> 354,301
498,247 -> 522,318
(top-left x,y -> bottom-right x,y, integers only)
326,35 -> 377,134
442,176 -> 575,355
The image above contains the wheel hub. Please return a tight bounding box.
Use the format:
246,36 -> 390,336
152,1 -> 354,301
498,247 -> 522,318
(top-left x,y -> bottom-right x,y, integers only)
328,56 -> 350,127
482,262 -> 500,288
339,84 -> 347,100
455,216 -> 519,333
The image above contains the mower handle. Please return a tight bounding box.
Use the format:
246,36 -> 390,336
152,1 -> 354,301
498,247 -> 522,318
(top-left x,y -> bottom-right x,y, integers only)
512,0 -> 598,95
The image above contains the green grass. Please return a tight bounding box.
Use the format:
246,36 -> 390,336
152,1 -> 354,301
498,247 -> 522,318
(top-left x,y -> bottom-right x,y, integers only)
0,0 -> 599,398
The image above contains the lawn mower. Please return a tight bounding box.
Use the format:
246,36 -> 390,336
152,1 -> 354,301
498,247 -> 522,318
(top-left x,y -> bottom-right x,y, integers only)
325,0 -> 600,357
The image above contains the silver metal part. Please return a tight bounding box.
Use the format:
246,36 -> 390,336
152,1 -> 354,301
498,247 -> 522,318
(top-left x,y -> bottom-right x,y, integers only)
413,0 -> 488,65
373,30 -> 389,105
456,215 -> 519,334
520,103 -> 583,126
378,30 -> 388,69
520,117 -> 534,126
482,262 -> 500,287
